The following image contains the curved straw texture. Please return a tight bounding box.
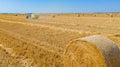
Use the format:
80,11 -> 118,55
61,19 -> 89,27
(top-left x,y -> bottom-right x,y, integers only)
64,35 -> 120,67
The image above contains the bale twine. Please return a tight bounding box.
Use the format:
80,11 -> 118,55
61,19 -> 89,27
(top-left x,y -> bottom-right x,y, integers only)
64,35 -> 120,67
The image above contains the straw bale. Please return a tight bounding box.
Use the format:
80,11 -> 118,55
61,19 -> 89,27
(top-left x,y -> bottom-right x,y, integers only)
64,35 -> 120,67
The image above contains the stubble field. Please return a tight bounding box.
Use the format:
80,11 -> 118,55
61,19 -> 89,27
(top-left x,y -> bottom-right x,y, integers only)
0,14 -> 120,67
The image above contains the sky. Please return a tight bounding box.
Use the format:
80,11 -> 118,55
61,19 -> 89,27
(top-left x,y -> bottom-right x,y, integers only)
0,0 -> 120,13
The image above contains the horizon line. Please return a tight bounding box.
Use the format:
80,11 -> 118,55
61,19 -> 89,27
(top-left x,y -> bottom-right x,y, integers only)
0,12 -> 120,14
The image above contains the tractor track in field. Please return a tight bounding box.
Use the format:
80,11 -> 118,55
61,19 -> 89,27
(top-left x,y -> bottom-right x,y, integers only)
0,19 -> 91,35
0,28 -> 63,55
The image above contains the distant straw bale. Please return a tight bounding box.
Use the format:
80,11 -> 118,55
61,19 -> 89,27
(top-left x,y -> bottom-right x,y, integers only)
77,14 -> 80,17
31,14 -> 39,19
64,35 -> 120,67
52,15 -> 56,18
26,14 -> 39,19
15,14 -> 18,16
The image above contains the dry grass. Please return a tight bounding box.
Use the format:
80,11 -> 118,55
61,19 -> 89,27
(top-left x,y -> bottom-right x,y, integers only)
0,28 -> 63,67
0,14 -> 120,67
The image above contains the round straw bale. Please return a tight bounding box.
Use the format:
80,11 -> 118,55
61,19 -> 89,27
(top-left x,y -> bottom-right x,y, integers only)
64,35 -> 120,67
31,14 -> 39,19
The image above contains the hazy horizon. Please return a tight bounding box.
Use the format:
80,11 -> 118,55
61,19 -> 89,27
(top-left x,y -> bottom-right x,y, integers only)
0,0 -> 120,13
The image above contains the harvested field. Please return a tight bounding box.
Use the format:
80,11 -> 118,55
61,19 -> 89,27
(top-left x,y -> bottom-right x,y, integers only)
0,14 -> 120,67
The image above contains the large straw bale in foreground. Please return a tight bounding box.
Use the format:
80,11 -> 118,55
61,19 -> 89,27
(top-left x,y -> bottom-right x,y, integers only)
64,35 -> 120,67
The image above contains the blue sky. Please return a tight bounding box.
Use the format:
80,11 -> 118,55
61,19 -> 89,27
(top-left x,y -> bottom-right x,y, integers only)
0,0 -> 120,13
